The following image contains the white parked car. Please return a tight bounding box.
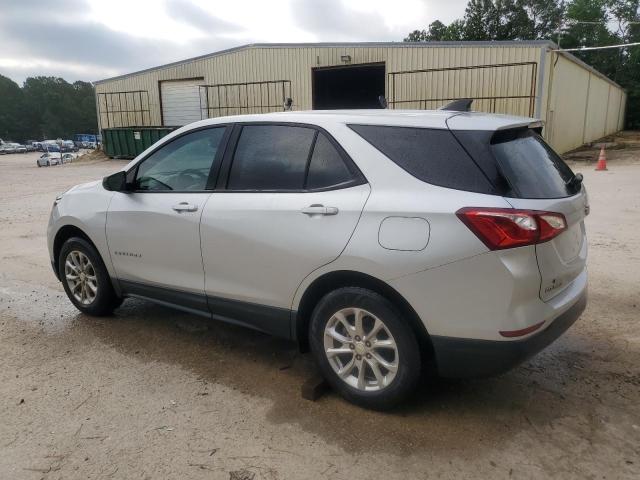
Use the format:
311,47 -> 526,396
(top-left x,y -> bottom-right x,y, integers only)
61,153 -> 75,164
1,143 -> 17,154
47,111 -> 588,409
37,152 -> 61,167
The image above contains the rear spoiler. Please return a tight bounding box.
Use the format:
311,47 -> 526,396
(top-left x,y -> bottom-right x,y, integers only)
440,100 -> 544,134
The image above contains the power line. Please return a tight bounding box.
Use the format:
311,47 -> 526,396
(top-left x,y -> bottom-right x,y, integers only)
555,41 -> 640,52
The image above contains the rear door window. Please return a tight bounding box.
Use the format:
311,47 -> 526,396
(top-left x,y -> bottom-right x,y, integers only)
306,132 -> 355,189
227,125 -> 315,191
349,124 -> 495,194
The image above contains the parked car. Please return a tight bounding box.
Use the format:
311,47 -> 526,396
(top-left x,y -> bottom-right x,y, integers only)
61,153 -> 75,164
37,152 -> 61,167
1,143 -> 17,154
47,111 -> 588,409
12,143 -> 27,153
45,144 -> 61,153
41,141 -> 59,152
62,140 -> 79,153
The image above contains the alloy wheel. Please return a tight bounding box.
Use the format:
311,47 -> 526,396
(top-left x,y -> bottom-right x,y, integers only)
323,307 -> 399,391
64,250 -> 98,305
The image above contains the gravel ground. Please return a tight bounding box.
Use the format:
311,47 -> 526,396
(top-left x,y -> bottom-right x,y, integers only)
0,147 -> 639,479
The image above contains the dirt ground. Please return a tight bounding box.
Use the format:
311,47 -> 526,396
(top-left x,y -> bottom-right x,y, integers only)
1,144 -> 639,480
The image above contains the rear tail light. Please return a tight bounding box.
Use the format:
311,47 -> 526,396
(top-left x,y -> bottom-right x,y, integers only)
456,207 -> 567,250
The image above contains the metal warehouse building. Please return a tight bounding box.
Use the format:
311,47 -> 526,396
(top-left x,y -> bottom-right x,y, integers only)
94,40 -> 626,153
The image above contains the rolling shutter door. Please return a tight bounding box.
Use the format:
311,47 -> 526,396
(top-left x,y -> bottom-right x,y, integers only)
160,80 -> 203,126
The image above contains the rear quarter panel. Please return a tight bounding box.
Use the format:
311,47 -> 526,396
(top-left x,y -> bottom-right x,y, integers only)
291,123 -> 514,310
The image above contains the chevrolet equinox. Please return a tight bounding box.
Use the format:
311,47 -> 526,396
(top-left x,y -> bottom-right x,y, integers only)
48,110 -> 588,409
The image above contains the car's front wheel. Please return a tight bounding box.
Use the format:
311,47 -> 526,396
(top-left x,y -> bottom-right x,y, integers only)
59,237 -> 122,316
309,287 -> 421,410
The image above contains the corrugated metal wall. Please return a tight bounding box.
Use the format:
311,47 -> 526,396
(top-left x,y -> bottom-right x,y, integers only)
542,51 -> 627,153
95,43 -> 626,153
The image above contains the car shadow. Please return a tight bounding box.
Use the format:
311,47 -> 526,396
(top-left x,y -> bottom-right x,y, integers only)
69,296 -> 625,457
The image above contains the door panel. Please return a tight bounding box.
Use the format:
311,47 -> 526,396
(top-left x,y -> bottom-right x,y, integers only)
106,192 -> 212,294
200,184 -> 370,309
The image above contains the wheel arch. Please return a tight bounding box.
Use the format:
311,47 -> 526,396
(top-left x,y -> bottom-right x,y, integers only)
52,225 -> 115,289
294,270 -> 435,364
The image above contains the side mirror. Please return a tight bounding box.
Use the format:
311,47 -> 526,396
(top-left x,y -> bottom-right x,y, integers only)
103,171 -> 129,192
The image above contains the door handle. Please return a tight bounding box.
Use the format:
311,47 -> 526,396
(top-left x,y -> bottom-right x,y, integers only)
301,204 -> 339,216
172,202 -> 198,213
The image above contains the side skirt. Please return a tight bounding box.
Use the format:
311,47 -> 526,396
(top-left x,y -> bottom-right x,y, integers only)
119,280 -> 294,340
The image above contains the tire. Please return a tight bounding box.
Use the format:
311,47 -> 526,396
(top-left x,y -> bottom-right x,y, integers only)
58,237 -> 121,316
309,287 -> 421,410
46,161 -> 50,166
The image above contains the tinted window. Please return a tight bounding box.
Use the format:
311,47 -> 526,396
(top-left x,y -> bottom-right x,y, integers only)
349,125 -> 494,194
306,133 -> 353,189
135,128 -> 225,191
228,125 -> 315,190
489,129 -> 576,198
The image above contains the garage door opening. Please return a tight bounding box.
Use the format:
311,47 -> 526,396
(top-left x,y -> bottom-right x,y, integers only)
312,63 -> 385,110
160,78 -> 204,127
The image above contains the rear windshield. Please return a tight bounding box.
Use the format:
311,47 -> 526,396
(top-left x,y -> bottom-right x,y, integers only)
490,128 -> 576,198
453,128 -> 578,199
349,124 -> 496,194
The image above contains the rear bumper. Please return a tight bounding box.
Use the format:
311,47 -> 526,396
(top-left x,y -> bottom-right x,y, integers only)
431,289 -> 587,378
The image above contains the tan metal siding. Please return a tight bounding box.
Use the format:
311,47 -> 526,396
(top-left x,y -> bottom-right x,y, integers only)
584,75 -> 610,142
545,55 -> 591,153
96,44 -> 543,129
543,51 -> 626,152
96,43 -> 625,153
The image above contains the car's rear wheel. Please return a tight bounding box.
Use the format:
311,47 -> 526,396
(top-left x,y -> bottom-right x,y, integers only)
309,287 -> 421,410
59,237 -> 122,316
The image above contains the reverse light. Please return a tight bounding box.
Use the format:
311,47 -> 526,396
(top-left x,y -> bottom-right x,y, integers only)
456,207 -> 567,250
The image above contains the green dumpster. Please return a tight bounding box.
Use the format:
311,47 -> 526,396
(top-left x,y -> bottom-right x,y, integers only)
102,127 -> 175,159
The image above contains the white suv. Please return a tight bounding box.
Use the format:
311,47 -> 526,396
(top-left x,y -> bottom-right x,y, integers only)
48,111 -> 588,409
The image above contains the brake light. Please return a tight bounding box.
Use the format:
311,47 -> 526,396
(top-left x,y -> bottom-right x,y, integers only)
456,207 -> 567,250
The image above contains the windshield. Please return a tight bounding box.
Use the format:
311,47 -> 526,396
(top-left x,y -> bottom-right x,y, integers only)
452,128 -> 579,199
490,129 -> 577,198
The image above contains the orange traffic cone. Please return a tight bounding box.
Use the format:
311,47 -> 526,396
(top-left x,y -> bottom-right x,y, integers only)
595,146 -> 608,171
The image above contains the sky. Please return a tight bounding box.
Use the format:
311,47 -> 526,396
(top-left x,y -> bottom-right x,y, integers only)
0,0 -> 468,84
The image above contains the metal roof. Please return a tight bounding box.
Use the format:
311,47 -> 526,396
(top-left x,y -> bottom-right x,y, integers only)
93,40 -> 622,90
94,40 -> 556,84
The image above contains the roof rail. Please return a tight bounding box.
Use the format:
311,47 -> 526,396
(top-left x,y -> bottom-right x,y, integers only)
440,98 -> 473,112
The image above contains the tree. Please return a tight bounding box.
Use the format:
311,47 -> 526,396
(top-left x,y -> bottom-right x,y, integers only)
0,75 -> 25,141
404,20 -> 465,41
0,75 -> 98,142
403,0 -> 640,128
522,0 -> 564,40
561,0 -> 619,76
462,0 -> 498,40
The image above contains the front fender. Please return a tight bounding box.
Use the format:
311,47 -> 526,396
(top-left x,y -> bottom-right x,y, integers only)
48,181 -> 116,279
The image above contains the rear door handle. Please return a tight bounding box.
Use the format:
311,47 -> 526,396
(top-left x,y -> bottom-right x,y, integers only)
301,204 -> 339,216
172,202 -> 198,213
